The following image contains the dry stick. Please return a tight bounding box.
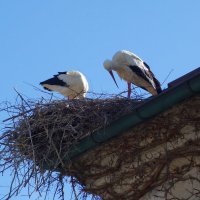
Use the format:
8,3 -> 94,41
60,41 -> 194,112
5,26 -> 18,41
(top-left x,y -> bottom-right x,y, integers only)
53,181 -> 60,200
161,69 -> 174,86
14,89 -> 39,190
3,171 -> 16,200
3,165 -> 24,200
58,174 -> 65,200
71,176 -> 79,200
43,125 -> 65,168
24,82 -> 65,102
3,87 -> 62,123
2,108 -> 35,123
3,100 -> 55,123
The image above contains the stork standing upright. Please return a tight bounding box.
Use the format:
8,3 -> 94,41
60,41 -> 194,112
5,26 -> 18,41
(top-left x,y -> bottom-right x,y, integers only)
103,50 -> 162,98
40,71 -> 89,99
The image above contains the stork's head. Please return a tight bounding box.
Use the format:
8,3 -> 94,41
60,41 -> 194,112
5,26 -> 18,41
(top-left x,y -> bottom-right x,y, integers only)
103,60 -> 119,88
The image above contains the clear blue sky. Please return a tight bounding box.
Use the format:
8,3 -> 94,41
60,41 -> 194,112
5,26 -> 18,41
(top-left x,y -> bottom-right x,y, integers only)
1,0 -> 200,199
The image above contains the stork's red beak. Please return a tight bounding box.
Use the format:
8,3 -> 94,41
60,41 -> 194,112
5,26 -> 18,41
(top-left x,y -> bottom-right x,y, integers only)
109,71 -> 119,88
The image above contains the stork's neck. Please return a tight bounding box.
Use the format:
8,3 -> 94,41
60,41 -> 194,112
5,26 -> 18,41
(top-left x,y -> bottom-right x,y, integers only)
111,61 -> 122,71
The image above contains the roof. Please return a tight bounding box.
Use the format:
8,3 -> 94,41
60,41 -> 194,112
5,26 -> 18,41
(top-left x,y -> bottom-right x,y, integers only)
68,67 -> 200,161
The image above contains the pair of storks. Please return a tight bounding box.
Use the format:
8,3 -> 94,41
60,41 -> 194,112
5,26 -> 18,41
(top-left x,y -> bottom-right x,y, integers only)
40,50 -> 162,99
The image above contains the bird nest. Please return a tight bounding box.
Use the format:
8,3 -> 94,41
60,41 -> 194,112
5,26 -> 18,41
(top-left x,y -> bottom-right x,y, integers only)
0,94 -> 142,200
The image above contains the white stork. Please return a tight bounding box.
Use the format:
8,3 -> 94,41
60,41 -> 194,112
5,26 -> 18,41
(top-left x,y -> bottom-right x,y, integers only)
103,50 -> 162,98
40,71 -> 89,99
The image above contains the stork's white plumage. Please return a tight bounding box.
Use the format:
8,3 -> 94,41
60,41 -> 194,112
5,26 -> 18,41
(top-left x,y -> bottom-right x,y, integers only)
103,50 -> 162,98
40,71 -> 89,99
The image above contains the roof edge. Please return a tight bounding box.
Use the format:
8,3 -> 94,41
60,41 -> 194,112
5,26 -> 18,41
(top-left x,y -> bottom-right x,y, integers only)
67,73 -> 200,161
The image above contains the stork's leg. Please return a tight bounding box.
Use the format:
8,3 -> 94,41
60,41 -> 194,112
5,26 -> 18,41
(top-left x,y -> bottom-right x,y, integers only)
128,82 -> 131,98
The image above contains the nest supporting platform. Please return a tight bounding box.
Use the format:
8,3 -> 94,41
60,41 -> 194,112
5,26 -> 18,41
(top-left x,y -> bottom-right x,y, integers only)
67,95 -> 200,200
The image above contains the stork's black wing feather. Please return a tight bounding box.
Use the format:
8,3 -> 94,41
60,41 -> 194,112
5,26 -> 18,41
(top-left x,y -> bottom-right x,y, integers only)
129,65 -> 152,85
143,62 -> 150,70
143,62 -> 162,94
43,86 -> 52,91
40,75 -> 69,87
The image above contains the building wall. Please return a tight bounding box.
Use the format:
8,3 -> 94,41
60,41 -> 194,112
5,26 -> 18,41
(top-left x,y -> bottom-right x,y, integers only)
68,95 -> 200,200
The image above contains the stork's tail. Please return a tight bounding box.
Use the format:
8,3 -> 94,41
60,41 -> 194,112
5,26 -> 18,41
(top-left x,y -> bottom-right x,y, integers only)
153,77 -> 162,94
